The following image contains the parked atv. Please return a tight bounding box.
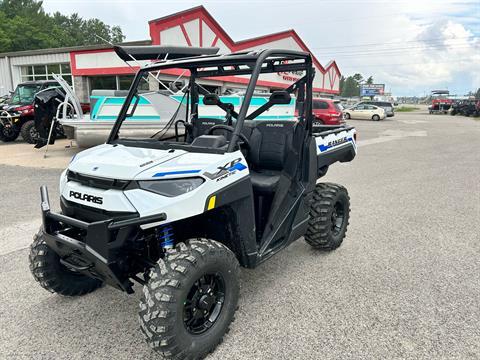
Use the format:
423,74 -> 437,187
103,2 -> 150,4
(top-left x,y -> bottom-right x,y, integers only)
0,80 -> 60,143
30,46 -> 357,359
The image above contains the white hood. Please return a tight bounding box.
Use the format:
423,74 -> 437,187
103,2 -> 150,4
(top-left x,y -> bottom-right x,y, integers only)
69,144 -> 186,179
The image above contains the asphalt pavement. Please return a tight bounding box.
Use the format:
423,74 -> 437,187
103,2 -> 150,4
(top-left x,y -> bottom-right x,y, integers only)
0,111 -> 479,359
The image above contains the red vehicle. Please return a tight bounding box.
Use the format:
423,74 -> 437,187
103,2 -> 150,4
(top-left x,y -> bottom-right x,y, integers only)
295,98 -> 344,128
429,90 -> 453,114
312,98 -> 344,125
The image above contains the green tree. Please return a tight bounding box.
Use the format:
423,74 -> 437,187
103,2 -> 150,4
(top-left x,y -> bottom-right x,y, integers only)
341,76 -> 359,97
339,76 -> 345,95
0,0 -> 125,52
340,73 -> 375,97
352,73 -> 364,84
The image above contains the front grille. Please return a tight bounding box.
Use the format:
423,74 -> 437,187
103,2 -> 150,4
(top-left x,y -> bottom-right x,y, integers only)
67,170 -> 131,190
60,197 -> 138,223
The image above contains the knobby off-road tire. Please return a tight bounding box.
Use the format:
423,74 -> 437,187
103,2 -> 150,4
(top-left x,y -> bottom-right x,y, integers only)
20,120 -> 39,144
305,183 -> 350,250
0,123 -> 19,142
139,239 -> 240,360
29,229 -> 103,296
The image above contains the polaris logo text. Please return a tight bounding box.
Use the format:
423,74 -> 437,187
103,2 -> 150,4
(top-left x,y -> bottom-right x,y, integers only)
69,191 -> 103,204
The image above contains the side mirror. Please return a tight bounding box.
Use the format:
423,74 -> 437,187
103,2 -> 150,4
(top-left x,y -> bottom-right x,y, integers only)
203,93 -> 220,106
269,90 -> 291,105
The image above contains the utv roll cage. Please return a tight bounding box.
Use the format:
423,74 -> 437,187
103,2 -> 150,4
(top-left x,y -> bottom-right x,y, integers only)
107,47 -> 314,152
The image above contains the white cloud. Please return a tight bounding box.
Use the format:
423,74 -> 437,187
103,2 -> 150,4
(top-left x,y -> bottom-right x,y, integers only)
375,19 -> 480,95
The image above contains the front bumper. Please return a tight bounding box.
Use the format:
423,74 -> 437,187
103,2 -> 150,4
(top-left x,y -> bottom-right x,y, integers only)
40,185 -> 166,293
0,112 -> 21,126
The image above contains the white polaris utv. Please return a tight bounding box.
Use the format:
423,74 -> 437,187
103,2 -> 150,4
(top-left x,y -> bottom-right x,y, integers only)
30,46 -> 357,359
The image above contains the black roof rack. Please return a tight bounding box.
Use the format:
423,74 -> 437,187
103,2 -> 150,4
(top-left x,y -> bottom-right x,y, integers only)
114,45 -> 219,62
142,49 -> 311,73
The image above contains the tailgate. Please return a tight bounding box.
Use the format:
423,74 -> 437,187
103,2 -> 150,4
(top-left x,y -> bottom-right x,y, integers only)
315,126 -> 357,168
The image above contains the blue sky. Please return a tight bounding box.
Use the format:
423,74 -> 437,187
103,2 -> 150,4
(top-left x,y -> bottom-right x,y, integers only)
43,0 -> 480,96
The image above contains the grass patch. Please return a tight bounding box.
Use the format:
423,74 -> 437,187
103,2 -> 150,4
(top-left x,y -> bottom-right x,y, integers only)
395,106 -> 420,112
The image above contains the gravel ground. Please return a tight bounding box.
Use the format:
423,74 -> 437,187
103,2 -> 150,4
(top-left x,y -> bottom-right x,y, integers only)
0,111 -> 479,359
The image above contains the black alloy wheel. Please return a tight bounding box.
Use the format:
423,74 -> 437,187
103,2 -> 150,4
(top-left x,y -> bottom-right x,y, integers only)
305,182 -> 350,250
331,201 -> 346,236
184,273 -> 226,334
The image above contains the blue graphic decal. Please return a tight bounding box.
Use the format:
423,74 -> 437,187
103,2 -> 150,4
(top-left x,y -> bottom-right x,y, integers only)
228,162 -> 247,172
153,170 -> 201,177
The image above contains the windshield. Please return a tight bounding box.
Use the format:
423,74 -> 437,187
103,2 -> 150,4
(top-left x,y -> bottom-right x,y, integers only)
10,84 -> 42,105
111,68 -> 299,141
377,102 -> 392,107
108,51 -> 312,152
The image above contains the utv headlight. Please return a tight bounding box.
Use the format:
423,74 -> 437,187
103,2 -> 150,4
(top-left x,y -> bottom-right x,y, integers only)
139,177 -> 204,197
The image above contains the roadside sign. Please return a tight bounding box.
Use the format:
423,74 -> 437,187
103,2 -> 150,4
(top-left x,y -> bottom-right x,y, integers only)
360,84 -> 385,96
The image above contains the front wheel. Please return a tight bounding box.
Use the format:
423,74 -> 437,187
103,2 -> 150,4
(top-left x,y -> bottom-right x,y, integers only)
305,183 -> 350,250
0,123 -> 19,142
29,229 -> 103,296
139,239 -> 240,359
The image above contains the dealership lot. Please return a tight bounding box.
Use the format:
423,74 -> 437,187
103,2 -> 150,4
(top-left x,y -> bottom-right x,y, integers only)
0,110 -> 479,359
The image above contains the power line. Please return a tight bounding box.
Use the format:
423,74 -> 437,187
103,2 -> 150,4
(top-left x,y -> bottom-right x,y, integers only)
339,57 -> 479,68
325,44 -> 476,57
309,35 -> 476,51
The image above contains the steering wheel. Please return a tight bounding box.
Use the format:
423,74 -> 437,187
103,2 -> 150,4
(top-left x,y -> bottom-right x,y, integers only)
207,125 -> 250,151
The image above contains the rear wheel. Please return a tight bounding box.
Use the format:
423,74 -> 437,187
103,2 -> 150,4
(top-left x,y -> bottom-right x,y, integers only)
372,114 -> 380,121
29,229 -> 103,296
139,239 -> 240,359
305,183 -> 350,250
20,120 -> 39,144
345,113 -> 351,119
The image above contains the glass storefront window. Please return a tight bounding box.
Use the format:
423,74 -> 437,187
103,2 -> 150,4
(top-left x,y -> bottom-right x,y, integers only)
47,64 -> 60,75
119,75 -> 134,90
20,63 -> 73,84
60,63 -> 71,74
90,74 -> 148,93
33,65 -> 46,75
89,76 -> 117,91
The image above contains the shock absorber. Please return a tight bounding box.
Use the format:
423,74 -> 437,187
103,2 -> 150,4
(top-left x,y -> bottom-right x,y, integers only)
156,224 -> 174,250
